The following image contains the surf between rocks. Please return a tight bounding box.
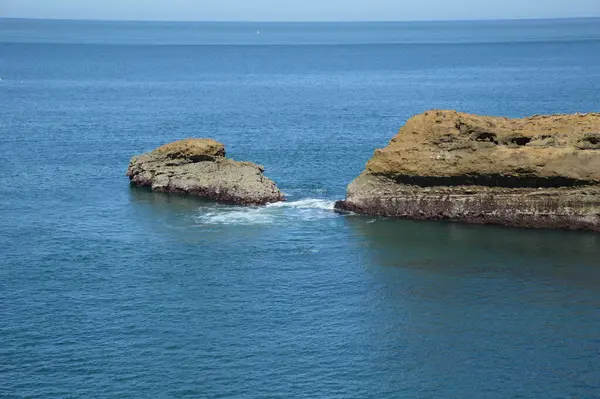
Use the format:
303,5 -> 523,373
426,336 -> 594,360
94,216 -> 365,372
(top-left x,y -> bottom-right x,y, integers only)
195,199 -> 336,226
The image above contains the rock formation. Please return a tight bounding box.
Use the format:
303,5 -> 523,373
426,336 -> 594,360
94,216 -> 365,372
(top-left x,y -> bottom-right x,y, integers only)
126,138 -> 284,205
335,110 -> 600,232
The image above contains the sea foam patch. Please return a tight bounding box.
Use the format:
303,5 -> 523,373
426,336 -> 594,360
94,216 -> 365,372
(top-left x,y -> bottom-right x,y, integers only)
195,199 -> 336,225
266,198 -> 335,210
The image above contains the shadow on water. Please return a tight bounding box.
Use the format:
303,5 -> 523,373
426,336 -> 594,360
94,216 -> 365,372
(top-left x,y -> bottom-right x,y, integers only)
341,215 -> 600,399
128,185 -> 600,289
343,214 -> 600,290
126,185 -> 341,245
125,185 -> 273,243
128,184 -> 217,212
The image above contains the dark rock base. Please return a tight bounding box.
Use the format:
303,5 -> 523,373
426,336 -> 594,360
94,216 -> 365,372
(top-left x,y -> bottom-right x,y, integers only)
335,181 -> 600,232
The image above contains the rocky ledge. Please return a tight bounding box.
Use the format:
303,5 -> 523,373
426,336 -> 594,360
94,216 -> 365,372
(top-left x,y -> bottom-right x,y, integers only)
126,138 -> 284,205
335,110 -> 600,232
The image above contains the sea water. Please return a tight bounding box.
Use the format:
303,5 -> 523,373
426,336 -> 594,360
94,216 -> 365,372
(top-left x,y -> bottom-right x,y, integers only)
1,18 -> 600,398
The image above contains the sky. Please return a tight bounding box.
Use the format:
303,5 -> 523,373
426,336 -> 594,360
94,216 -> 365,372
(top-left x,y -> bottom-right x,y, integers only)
2,0 -> 600,21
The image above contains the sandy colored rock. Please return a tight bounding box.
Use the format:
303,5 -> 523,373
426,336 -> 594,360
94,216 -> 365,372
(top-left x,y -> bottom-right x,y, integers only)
154,138 -> 225,161
126,138 -> 284,205
336,110 -> 600,232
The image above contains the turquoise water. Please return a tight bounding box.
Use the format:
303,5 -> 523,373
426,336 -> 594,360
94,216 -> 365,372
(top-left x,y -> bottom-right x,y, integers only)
1,18 -> 600,398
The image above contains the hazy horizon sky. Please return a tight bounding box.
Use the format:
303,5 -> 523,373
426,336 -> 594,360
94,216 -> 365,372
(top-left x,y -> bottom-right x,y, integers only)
3,0 -> 600,22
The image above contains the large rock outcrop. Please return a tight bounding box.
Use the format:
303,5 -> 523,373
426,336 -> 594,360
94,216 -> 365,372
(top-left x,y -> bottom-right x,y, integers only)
335,110 -> 600,232
126,138 -> 284,205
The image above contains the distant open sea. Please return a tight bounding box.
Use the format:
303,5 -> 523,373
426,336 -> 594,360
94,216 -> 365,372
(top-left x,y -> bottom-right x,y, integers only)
1,18 -> 600,398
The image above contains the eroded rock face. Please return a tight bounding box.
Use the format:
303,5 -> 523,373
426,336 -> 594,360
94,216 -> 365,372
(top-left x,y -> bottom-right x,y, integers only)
126,138 -> 284,205
335,110 -> 600,232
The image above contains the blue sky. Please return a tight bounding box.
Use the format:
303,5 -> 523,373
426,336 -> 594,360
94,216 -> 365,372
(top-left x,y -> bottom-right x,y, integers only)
3,0 -> 600,21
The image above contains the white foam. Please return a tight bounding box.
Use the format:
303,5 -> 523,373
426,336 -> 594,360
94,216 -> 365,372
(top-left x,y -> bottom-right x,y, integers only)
196,208 -> 275,225
195,198 -> 337,226
266,198 -> 335,210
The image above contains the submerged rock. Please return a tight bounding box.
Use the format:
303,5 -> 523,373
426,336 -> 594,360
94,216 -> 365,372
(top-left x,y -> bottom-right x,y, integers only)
126,138 -> 284,205
335,110 -> 600,232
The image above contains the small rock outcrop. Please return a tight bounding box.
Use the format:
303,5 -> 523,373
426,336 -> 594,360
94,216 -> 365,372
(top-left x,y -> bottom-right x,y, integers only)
126,138 -> 284,205
335,110 -> 600,232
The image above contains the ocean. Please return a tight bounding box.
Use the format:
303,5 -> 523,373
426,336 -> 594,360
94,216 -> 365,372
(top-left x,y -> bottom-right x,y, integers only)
1,18 -> 600,398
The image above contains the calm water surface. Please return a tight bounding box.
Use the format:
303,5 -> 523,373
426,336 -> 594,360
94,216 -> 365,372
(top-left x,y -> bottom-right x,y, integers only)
1,18 -> 600,398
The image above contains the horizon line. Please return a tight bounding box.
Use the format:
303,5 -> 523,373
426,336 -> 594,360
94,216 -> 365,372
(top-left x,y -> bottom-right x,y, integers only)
2,16 -> 599,24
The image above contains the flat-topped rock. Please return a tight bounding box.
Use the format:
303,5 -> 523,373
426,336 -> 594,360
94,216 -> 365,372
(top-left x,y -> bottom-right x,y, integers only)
126,138 -> 284,205
336,110 -> 600,232
153,138 -> 226,161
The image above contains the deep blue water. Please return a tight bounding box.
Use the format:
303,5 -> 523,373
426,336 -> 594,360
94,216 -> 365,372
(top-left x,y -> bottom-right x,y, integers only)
1,18 -> 600,398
